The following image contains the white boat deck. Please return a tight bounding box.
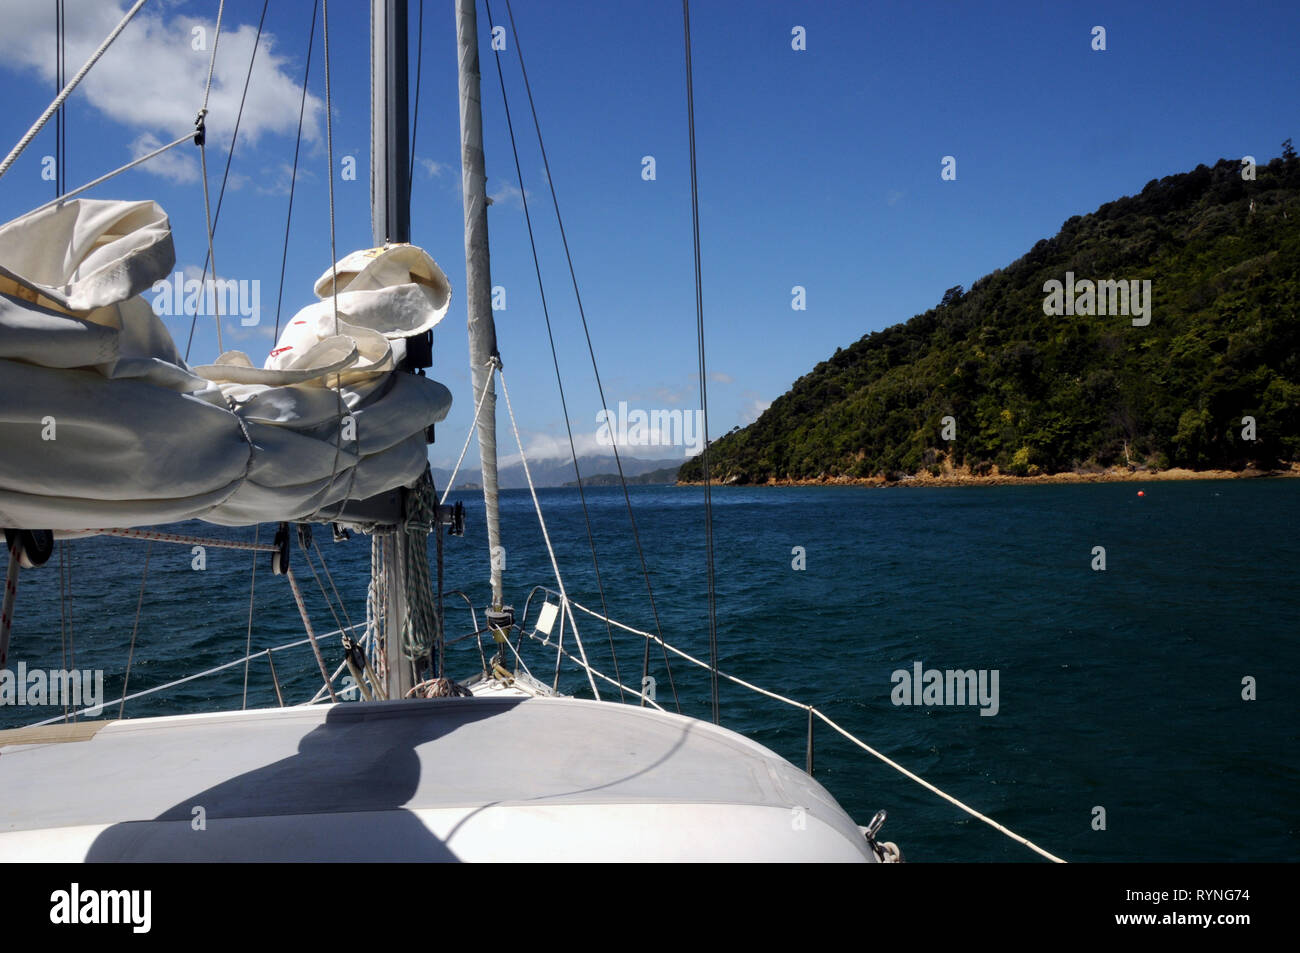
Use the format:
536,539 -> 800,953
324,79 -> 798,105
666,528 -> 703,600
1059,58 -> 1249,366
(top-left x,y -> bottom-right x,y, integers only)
0,696 -> 876,861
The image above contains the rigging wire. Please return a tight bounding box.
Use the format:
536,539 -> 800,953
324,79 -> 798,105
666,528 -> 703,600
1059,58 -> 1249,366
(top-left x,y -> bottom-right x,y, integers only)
60,542 -> 76,723
557,597 -> 1067,863
242,525 -> 260,709
192,0 -> 230,355
118,542 -> 153,719
31,133 -> 193,216
0,0 -> 149,182
408,0 -> 424,203
301,544 -> 350,654
498,368 -> 602,701
321,0 -> 339,339
500,0 -> 681,712
57,543 -> 67,721
311,537 -> 359,641
439,364 -> 495,506
186,0 -> 268,361
55,0 -> 65,197
302,0 -> 359,525
680,0 -> 720,725
273,0 -> 320,342
482,0 -> 625,702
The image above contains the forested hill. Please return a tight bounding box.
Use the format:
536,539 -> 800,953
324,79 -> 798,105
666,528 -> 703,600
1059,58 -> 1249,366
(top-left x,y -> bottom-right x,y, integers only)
678,150 -> 1300,484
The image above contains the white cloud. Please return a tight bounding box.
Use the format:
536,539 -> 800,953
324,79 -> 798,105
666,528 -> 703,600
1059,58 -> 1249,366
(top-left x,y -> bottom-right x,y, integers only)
130,131 -> 198,183
688,370 -> 734,385
739,394 -> 770,425
501,407 -> 703,464
254,161 -> 316,196
415,157 -> 447,177
504,429 -> 610,464
652,385 -> 690,405
489,181 -> 529,208
0,0 -> 322,179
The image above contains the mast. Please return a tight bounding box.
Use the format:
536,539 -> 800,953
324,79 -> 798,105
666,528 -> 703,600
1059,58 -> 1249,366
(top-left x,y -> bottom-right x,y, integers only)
371,0 -> 410,245
455,0 -> 504,608
372,0 -> 414,699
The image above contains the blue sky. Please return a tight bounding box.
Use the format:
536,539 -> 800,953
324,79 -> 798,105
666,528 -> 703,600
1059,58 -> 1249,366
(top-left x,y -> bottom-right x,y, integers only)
1,0 -> 1297,471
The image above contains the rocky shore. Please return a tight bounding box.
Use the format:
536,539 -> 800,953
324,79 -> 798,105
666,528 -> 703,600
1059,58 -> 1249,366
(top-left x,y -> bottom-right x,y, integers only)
677,463 -> 1300,488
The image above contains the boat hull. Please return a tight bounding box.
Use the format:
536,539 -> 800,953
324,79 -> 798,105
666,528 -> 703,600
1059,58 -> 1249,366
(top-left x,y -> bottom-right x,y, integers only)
0,696 -> 876,862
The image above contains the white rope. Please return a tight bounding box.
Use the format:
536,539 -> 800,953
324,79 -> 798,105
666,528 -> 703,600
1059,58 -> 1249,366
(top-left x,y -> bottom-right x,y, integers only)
497,368 -> 601,701
811,709 -> 1065,863
305,654 -> 354,705
201,0 -> 227,112
523,628 -> 664,711
22,625 -> 362,727
30,132 -> 193,215
0,0 -> 150,181
198,139 -> 223,353
303,0 -> 360,524
504,637 -> 536,682
197,0 -> 227,354
439,362 -> 496,505
556,594 -> 1066,863
321,0 -> 339,341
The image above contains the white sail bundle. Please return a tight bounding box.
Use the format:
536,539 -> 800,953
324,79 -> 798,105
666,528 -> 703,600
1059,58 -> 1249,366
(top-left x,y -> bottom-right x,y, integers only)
0,198 -> 452,531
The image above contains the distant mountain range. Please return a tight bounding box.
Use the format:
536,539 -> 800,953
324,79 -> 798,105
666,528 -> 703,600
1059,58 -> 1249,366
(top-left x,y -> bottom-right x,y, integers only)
432,455 -> 684,490
562,465 -> 681,487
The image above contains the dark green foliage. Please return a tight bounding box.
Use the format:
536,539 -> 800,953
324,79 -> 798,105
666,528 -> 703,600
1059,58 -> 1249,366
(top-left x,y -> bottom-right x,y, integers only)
679,155 -> 1300,483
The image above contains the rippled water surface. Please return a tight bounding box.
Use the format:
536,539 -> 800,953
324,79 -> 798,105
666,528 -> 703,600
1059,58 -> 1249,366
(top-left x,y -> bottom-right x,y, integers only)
6,480 -> 1297,861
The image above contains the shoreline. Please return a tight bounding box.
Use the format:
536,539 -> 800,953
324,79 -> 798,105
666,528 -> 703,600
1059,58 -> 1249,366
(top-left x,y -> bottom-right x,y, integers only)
676,464 -> 1300,489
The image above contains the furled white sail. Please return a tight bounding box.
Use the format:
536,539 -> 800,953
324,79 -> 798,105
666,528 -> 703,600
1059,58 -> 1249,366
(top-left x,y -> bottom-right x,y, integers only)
0,198 -> 452,531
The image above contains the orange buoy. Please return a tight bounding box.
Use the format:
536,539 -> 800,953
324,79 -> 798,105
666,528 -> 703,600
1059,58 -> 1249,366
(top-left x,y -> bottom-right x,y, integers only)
1137,490 -> 1145,497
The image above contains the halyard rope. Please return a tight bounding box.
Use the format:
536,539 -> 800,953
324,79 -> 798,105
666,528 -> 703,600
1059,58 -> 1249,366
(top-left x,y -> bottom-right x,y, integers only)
500,0 -> 680,713
196,0 -> 227,353
303,0 -> 360,525
439,361 -> 495,506
498,367 -> 601,700
117,542 -> 153,718
30,132 -> 194,215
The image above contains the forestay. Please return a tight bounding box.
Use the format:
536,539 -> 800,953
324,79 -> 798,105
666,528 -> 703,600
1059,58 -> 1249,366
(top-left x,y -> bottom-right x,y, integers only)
0,198 -> 453,530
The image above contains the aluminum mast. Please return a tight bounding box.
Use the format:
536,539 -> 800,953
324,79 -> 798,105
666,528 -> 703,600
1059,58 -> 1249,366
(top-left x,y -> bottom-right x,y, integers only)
455,0 -> 504,609
372,0 -> 414,699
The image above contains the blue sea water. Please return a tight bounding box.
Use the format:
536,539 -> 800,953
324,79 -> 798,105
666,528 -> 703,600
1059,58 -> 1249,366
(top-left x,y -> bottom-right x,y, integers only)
4,480 -> 1297,862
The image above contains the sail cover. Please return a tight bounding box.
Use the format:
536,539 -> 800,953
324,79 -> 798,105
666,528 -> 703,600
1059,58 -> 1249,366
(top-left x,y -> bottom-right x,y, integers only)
0,199 -> 452,531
